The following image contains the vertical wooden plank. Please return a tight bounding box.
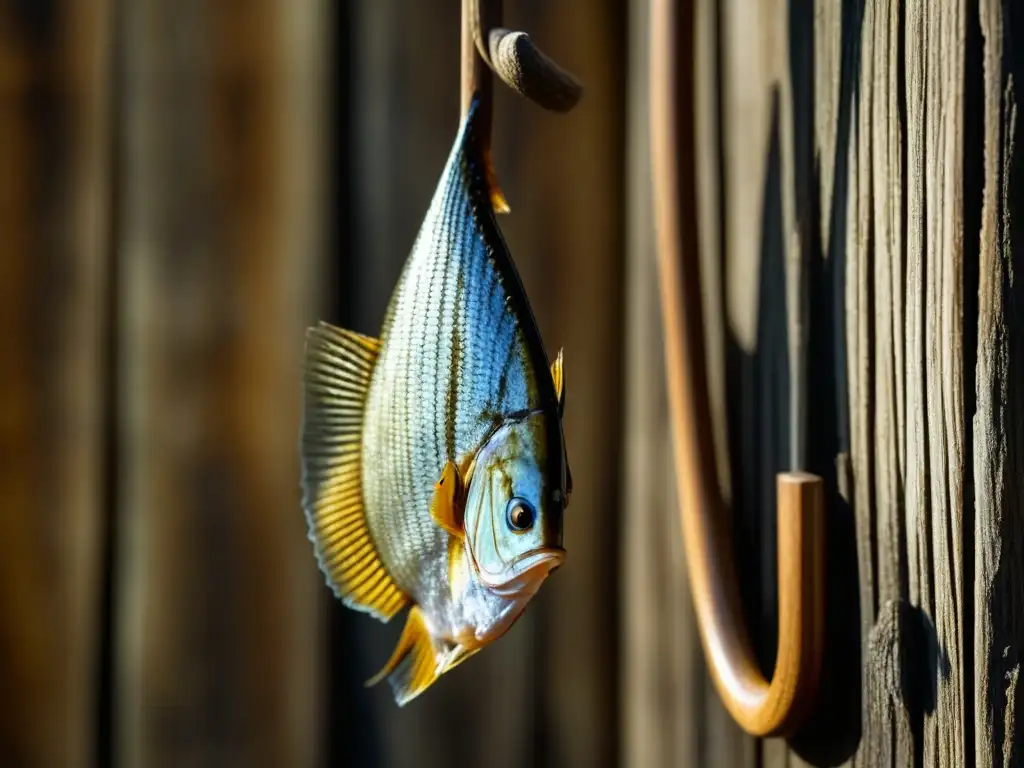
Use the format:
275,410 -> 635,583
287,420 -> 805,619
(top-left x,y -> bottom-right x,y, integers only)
0,4 -> 111,766
697,0 -> 733,510
814,0 -> 843,255
846,0 -> 975,762
975,0 -> 1024,763
115,1 -> 325,765
924,3 -> 967,765
846,0 -> 878,692
904,0 -> 931,645
504,5 -> 625,768
622,0 -> 720,764
869,0 -> 906,620
621,44 -> 701,760
902,5 -> 940,764
621,1 -> 661,763
798,1 -> 867,764
272,4 -> 329,762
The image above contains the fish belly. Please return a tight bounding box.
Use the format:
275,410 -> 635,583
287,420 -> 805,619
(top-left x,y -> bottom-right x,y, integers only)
360,160 -> 538,623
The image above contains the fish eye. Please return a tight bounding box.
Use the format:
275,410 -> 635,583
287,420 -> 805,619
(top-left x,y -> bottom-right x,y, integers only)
505,498 -> 536,532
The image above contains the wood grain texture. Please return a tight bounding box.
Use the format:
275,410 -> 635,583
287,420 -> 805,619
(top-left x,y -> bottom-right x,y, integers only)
975,0 -> 1024,765
2,0 -> 1022,763
832,0 -> 1022,764
844,0 -> 970,763
115,1 -> 325,765
642,0 -> 1024,763
0,4 -> 111,766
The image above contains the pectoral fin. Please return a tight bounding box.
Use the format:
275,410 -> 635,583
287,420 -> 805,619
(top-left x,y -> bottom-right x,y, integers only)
429,461 -> 465,539
366,606 -> 440,706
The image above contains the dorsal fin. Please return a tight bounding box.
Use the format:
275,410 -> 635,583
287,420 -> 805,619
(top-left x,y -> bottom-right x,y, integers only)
300,321 -> 409,622
550,348 -> 572,503
483,145 -> 510,214
550,348 -> 565,416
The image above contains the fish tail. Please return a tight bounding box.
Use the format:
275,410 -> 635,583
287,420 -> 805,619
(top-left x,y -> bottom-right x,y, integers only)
300,321 -> 409,622
365,606 -> 440,706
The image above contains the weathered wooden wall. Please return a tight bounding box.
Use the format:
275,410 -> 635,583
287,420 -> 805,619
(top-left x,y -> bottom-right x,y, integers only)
4,0 -> 1023,766
113,1 -> 327,766
835,0 -> 1024,763
624,0 -> 1024,766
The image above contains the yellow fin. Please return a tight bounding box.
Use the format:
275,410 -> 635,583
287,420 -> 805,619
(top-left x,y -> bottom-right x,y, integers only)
300,321 -> 409,622
430,461 -> 464,539
550,348 -> 572,504
484,146 -> 510,214
437,643 -> 482,677
550,348 -> 565,415
365,606 -> 440,706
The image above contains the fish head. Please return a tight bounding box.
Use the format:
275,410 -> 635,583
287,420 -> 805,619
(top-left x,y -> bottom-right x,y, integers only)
462,410 -> 567,600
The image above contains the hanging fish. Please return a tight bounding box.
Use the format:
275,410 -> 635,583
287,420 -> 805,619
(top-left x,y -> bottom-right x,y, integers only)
300,95 -> 572,706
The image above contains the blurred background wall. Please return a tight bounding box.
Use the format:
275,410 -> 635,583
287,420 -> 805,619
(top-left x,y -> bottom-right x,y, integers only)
5,0 -> 1022,767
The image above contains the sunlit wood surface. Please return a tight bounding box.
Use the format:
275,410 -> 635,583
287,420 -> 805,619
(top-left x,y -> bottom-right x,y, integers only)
626,0 -> 1024,766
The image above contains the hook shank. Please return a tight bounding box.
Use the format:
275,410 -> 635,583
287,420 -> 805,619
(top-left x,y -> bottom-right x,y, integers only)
650,0 -> 825,738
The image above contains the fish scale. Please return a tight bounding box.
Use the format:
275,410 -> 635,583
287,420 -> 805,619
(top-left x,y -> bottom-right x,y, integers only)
300,95 -> 566,705
363,134 -> 539,607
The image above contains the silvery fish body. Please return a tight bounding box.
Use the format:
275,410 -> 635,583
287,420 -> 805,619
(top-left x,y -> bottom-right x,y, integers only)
300,96 -> 570,706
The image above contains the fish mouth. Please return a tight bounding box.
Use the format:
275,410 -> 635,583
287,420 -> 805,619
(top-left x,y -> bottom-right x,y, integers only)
474,547 -> 566,597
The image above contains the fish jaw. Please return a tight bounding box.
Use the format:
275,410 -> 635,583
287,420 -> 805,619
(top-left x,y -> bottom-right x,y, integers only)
469,559 -> 558,646
472,546 -> 566,598
439,543 -> 563,648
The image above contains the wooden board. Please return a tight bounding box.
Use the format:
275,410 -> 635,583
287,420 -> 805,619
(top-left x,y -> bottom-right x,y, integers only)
627,0 -> 1024,765
114,1 -> 325,765
0,4 -> 112,766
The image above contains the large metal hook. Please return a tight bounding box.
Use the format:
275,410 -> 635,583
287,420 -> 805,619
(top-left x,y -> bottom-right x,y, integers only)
649,0 -> 825,738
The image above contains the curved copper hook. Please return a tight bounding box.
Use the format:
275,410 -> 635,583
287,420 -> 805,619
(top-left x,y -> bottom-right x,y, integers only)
649,0 -> 825,738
